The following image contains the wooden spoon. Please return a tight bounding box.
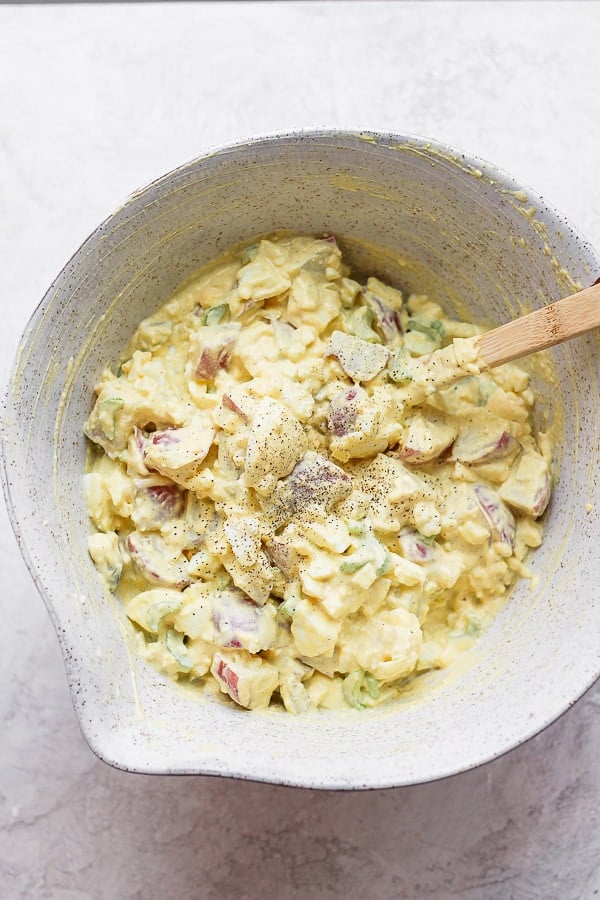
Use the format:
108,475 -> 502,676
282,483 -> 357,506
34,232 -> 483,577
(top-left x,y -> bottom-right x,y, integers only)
475,279 -> 600,369
403,280 -> 600,405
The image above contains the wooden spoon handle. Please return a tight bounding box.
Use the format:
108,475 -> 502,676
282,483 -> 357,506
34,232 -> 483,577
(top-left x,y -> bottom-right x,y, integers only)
475,280 -> 600,369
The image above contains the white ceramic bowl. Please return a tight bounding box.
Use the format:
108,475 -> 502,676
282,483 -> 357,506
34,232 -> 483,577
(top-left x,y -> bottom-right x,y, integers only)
3,131 -> 599,788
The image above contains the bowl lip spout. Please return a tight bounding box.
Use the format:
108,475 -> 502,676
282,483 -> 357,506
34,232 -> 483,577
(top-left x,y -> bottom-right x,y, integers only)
2,128 -> 600,788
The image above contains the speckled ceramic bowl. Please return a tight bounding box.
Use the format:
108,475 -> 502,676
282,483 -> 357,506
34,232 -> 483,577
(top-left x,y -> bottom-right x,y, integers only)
3,131 -> 599,788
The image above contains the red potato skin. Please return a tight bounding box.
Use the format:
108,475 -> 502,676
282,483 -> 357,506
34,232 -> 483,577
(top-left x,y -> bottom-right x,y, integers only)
327,388 -> 359,437
363,291 -> 403,343
532,475 -> 552,517
396,446 -> 423,463
288,455 -> 352,509
408,540 -> 431,561
212,590 -> 260,632
195,346 -> 232,381
213,656 -> 240,703
125,533 -> 190,589
262,538 -> 298,579
126,534 -> 162,583
399,530 -> 435,562
144,484 -> 185,520
222,393 -> 249,423
134,426 -> 180,460
396,438 -> 454,465
453,431 -> 520,465
150,429 -> 180,447
485,431 -> 516,460
474,485 -> 516,549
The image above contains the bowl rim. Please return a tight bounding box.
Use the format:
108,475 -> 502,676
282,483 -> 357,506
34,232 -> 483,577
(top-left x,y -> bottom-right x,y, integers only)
2,127 -> 599,788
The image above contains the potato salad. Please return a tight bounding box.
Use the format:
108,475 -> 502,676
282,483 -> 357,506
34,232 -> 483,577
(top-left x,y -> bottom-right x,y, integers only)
84,234 -> 552,713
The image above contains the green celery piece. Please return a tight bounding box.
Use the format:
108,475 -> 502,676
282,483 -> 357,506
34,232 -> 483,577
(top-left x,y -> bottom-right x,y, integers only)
136,320 -> 173,351
463,612 -> 481,637
342,670 -> 367,709
387,347 -> 414,383
214,572 -> 232,591
127,595 -> 183,634
240,243 -> 259,265
205,303 -> 231,326
109,360 -> 126,378
340,557 -> 368,575
407,318 -> 443,348
375,550 -> 393,577
344,306 -> 381,343
98,397 -> 124,440
476,375 -> 498,406
342,670 -> 381,709
278,597 -> 297,620
346,520 -> 365,537
363,672 -> 380,700
165,628 -> 193,671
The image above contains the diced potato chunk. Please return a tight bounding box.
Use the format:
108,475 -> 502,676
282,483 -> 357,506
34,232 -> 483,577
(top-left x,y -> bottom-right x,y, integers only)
328,387 -> 399,462
287,451 -> 352,512
499,451 -> 551,517
126,532 -> 190,589
172,582 -> 215,640
244,398 -> 307,494
84,377 -> 176,457
88,531 -> 122,591
131,479 -> 185,530
142,420 -> 215,487
211,650 -> 279,709
453,419 -> 520,465
212,588 -> 276,653
224,516 -> 262,568
343,454 -> 429,533
362,283 -> 403,344
279,677 -> 311,714
287,272 -> 341,333
327,331 -> 390,382
397,412 -> 457,464
188,323 -> 241,382
291,596 -> 341,657
338,608 -> 422,683
224,551 -> 274,606
237,255 -> 291,302
473,484 -> 516,549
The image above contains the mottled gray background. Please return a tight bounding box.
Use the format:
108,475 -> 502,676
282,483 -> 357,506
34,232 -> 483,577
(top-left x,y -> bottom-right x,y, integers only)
1,3 -> 599,898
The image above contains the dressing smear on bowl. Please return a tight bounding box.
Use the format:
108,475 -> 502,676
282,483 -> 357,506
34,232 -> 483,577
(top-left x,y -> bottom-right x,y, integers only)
83,234 -> 553,713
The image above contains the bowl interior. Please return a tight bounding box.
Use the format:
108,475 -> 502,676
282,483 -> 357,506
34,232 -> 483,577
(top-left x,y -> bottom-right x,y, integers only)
4,131 -> 599,787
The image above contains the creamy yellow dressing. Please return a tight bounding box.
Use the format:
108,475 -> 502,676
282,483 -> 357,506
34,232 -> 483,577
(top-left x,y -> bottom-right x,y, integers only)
84,234 -> 552,713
